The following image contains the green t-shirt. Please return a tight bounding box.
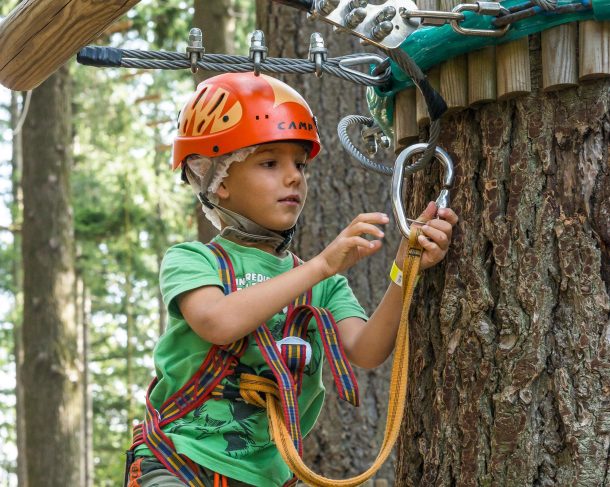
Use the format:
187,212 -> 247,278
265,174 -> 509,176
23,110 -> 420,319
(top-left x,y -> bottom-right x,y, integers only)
135,237 -> 367,487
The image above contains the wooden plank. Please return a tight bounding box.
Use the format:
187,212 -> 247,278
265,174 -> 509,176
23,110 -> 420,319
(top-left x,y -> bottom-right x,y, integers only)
468,46 -> 496,105
542,24 -> 578,91
439,0 -> 468,112
0,0 -> 141,90
393,87 -> 418,152
440,55 -> 468,112
579,21 -> 610,80
496,37 -> 531,101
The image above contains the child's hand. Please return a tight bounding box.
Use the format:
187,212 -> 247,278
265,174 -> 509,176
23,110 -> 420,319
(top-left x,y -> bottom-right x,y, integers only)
315,212 -> 389,278
397,202 -> 459,271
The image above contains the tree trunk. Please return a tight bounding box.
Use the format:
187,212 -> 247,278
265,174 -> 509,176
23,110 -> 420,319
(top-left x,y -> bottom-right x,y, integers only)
21,65 -> 82,486
10,89 -> 27,487
395,37 -> 610,486
194,0 -> 234,243
257,4 -> 400,482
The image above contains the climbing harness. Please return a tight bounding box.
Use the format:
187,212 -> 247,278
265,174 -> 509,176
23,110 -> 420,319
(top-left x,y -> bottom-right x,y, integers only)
127,242 -> 359,487
126,228 -> 425,487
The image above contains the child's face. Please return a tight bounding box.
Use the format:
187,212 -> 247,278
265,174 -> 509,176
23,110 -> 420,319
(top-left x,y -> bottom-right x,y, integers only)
216,142 -> 309,232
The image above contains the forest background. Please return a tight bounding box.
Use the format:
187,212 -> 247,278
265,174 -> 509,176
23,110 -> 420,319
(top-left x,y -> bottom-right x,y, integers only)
2,0 -> 610,486
0,0 -> 260,484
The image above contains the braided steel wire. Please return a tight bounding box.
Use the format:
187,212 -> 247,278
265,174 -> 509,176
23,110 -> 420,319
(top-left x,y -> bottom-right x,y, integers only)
337,115 -> 442,177
111,49 -> 391,87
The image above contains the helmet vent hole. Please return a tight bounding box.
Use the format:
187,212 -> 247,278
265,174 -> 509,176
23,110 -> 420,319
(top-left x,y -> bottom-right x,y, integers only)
265,115 -> 269,119
192,87 -> 208,108
213,146 -> 219,153
208,93 -> 226,115
256,115 -> 260,120
223,115 -> 229,122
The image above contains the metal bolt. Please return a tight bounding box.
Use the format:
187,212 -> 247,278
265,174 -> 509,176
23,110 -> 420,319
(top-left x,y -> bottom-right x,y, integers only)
375,5 -> 396,22
371,20 -> 394,40
345,7 -> 367,27
347,0 -> 368,9
318,0 -> 340,15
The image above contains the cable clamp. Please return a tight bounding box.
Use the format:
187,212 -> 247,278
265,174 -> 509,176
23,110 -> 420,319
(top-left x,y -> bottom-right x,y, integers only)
360,122 -> 390,156
308,33 -> 328,77
186,28 -> 205,74
249,30 -> 268,76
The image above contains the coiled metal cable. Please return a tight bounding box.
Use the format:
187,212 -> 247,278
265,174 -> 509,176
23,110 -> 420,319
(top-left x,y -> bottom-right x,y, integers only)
338,115 -> 442,177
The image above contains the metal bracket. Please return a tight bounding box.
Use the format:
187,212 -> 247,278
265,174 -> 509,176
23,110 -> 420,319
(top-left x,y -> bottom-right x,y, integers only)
308,0 -> 420,49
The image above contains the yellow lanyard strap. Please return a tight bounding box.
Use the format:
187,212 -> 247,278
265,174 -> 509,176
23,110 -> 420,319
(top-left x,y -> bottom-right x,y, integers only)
240,229 -> 424,487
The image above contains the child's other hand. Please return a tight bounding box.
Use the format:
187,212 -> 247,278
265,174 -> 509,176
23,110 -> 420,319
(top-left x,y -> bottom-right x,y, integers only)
315,212 -> 389,278
398,202 -> 459,271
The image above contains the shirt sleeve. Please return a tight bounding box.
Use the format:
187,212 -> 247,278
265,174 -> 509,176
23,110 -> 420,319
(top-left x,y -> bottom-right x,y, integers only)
321,273 -> 368,323
160,242 -> 224,319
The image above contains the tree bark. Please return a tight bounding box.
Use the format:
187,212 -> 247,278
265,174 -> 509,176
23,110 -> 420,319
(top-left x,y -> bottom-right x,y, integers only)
395,37 -> 610,486
21,64 -> 82,486
257,4 -> 399,482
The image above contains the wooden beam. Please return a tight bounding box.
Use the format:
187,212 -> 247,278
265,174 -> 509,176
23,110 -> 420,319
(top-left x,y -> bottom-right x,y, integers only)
542,24 -> 578,91
393,88 -> 418,152
496,38 -> 531,101
468,46 -> 496,105
0,0 -> 141,91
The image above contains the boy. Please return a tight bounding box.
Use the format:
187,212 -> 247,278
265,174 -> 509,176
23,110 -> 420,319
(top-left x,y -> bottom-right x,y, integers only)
127,72 -> 458,487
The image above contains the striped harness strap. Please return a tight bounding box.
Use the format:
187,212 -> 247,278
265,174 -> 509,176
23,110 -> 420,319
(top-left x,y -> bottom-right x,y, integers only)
129,241 -> 359,486
206,242 -> 359,457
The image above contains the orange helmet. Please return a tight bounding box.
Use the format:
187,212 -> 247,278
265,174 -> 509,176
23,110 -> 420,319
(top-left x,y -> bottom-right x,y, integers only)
172,73 -> 321,169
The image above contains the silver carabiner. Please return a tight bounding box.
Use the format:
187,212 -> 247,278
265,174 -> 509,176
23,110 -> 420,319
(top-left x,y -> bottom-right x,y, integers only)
391,143 -> 455,238
450,2 -> 510,37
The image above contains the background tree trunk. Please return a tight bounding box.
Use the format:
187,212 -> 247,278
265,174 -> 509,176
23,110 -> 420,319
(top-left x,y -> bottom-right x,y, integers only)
395,37 -> 610,486
194,0 -> 234,243
21,65 -> 82,486
10,89 -> 27,487
257,4 -> 400,482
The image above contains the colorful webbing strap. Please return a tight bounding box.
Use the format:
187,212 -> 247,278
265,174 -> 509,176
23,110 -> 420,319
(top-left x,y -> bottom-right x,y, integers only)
206,242 -> 309,455
287,305 -> 359,406
142,379 -> 206,487
206,242 -> 360,457
134,345 -> 237,486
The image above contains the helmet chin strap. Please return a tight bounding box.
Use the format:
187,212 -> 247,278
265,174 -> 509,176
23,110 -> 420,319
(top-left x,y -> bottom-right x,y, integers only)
198,192 -> 295,254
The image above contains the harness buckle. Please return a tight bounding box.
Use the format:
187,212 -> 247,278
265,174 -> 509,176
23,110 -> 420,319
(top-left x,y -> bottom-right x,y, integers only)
391,143 -> 455,238
276,336 -> 312,365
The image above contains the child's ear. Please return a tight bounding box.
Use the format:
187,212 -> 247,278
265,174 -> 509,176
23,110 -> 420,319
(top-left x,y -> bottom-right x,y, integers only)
216,182 -> 229,200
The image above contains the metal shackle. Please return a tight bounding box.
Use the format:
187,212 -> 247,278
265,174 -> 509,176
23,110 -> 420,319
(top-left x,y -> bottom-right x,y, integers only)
391,143 -> 455,238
